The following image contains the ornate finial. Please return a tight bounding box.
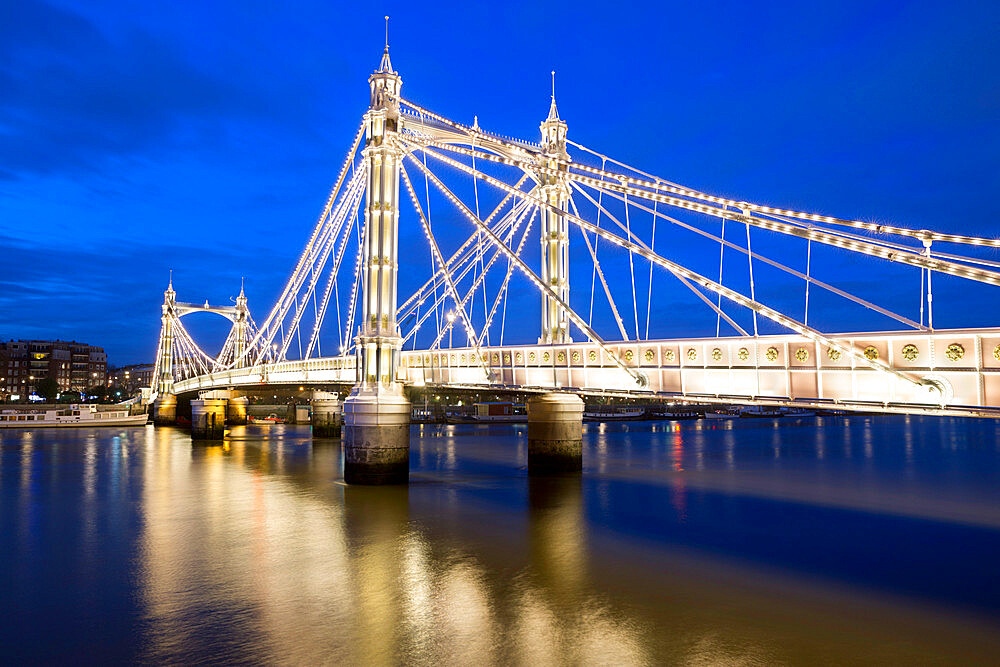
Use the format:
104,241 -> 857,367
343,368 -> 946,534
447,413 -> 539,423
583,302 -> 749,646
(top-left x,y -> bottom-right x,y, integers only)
377,16 -> 394,73
545,70 -> 561,122
473,115 -> 479,130
168,269 -> 173,290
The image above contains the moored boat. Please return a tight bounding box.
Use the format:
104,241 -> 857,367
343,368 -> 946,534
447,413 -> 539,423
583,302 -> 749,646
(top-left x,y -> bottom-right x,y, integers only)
0,404 -> 148,428
248,413 -> 285,425
583,406 -> 645,422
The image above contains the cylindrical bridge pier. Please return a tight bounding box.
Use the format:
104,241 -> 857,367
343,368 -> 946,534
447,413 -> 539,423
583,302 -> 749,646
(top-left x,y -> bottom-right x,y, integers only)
343,393 -> 410,484
226,396 -> 249,425
153,394 -> 177,425
527,392 -> 584,473
312,391 -> 342,438
190,398 -> 227,441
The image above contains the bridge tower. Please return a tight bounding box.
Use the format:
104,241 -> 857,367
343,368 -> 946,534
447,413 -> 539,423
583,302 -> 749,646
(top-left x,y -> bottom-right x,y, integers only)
538,83 -> 572,344
152,278 -> 177,424
231,281 -> 250,368
341,44 -> 411,484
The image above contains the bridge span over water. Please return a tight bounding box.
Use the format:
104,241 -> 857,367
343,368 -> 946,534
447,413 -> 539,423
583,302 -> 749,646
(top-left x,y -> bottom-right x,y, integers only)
151,43 -> 1000,480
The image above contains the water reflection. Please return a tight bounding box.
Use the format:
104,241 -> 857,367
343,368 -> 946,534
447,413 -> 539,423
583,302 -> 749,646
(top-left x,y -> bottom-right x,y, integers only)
2,417 -> 1000,663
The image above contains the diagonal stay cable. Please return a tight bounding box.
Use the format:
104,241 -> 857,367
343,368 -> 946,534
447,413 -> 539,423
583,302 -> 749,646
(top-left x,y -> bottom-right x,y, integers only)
401,142 -> 647,386
410,140 -> 932,391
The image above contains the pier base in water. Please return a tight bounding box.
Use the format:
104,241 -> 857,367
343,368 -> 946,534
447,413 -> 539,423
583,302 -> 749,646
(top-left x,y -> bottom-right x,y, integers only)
190,398 -> 227,441
153,394 -> 177,426
343,392 -> 410,484
527,393 -> 584,474
226,396 -> 248,425
312,392 -> 342,438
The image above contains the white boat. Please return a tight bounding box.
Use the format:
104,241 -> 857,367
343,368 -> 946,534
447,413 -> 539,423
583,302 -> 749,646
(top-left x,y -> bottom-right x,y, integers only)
704,408 -> 741,419
0,404 -> 149,428
584,407 -> 645,421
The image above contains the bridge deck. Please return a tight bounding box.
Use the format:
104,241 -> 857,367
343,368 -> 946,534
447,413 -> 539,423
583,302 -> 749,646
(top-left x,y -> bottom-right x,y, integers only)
170,327 -> 1000,418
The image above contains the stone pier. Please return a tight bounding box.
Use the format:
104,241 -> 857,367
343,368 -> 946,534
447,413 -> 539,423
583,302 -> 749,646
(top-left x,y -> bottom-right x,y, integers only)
343,392 -> 410,484
226,396 -> 248,425
153,394 -> 177,426
527,392 -> 584,473
190,398 -> 227,441
312,391 -> 342,438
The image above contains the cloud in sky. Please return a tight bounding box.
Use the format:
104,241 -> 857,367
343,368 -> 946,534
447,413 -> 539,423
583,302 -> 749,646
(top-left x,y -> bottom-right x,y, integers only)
1,0 -> 999,365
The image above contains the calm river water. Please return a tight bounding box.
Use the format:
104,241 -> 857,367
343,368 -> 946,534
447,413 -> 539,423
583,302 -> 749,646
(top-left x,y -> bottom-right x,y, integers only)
2,415 -> 1000,664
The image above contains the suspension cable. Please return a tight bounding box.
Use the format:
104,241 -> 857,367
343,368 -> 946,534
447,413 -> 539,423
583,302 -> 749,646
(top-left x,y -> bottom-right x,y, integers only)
480,204 -> 538,348
407,139 -> 930,390
805,237 -> 812,328
645,192 -> 658,341
589,157 -> 606,327
402,142 -> 647,385
717,217 -> 726,336
745,216 -> 758,336
414,137 -> 1000,285
568,194 -> 629,340
591,183 -> 925,331
400,164 -> 492,380
623,190 -> 639,340
572,182 -> 746,337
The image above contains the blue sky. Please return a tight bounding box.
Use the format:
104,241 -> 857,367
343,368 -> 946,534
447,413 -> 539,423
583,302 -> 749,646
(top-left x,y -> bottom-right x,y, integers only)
1,0 -> 998,365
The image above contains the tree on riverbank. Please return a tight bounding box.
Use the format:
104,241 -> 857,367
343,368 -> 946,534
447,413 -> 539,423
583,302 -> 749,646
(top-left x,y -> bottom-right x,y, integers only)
36,377 -> 59,400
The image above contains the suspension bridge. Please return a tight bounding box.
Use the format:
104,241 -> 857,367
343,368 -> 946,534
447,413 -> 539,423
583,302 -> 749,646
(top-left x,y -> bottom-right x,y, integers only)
150,42 -> 1000,482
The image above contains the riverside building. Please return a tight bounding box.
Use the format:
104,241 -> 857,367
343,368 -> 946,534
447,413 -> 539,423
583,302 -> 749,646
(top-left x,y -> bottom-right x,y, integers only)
1,339 -> 108,397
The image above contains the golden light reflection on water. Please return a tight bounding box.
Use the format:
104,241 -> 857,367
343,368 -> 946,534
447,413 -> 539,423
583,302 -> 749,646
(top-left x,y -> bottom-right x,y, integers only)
5,420 -> 1000,663
132,428 -> 654,664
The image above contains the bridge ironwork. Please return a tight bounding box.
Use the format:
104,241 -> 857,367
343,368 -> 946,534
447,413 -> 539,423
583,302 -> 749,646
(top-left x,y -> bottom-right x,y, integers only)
152,45 -> 1000,420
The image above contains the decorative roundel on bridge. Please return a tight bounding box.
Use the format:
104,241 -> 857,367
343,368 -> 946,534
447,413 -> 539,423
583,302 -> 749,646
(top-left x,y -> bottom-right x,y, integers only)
572,350 -> 581,363
543,351 -> 551,363
589,350 -> 598,362
460,354 -> 466,364
503,353 -> 511,365
451,354 -> 457,364
828,347 -> 842,361
994,345 -> 1000,361
901,344 -> 919,361
664,349 -> 676,362
765,346 -> 779,362
557,351 -> 566,363
737,347 -> 750,361
711,348 -> 723,361
795,347 -> 809,362
491,352 -> 499,364
515,352 -> 523,364
686,348 -> 698,361
946,343 -> 965,362
624,349 -> 634,362
863,346 -> 879,361
645,349 -> 655,362
528,351 -> 536,363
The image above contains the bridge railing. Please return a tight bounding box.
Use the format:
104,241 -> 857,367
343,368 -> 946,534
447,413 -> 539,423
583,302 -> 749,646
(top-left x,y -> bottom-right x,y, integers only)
171,328 -> 1000,415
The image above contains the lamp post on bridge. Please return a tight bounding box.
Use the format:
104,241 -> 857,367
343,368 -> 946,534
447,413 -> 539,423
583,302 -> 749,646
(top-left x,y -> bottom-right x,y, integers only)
341,43 -> 411,485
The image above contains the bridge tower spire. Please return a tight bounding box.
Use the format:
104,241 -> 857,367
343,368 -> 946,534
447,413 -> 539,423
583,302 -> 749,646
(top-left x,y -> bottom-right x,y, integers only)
231,279 -> 249,368
152,276 -> 178,424
538,71 -> 572,344
341,34 -> 411,485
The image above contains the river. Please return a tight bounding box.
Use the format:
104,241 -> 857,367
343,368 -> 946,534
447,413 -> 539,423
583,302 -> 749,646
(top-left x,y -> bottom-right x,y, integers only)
2,415 -> 999,663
